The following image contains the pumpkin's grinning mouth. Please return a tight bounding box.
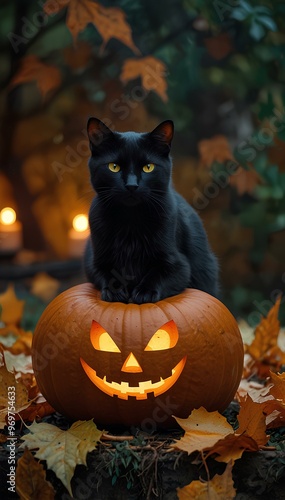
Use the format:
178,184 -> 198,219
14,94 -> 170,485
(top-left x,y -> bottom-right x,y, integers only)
80,356 -> 187,400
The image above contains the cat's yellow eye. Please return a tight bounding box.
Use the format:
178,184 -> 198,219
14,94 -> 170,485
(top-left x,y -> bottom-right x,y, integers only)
142,163 -> 155,173
108,163 -> 121,173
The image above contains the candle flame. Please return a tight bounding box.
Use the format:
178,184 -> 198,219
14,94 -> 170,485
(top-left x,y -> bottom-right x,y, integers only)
72,214 -> 88,232
0,207 -> 16,225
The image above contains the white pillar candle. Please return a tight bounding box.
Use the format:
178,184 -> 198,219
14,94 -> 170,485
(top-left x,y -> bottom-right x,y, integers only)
68,214 -> 89,258
0,207 -> 23,254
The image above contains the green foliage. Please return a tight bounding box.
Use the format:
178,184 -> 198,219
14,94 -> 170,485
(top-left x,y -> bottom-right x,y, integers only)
105,439 -> 142,489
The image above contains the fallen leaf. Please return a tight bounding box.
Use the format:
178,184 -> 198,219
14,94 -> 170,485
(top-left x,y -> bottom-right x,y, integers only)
10,55 -> 61,99
268,371 -> 285,403
198,135 -> 234,169
44,0 -> 139,53
0,285 -> 25,326
0,364 -> 29,429
17,401 -> 55,423
177,461 -> 236,499
120,56 -> 168,102
206,433 -> 259,463
229,166 -> 261,195
237,395 -> 268,446
16,448 -> 55,499
20,420 -> 103,495
172,407 -> 233,455
31,273 -> 60,302
4,351 -> 33,375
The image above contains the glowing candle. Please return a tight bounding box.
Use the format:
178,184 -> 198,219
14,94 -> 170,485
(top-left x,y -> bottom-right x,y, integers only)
68,214 -> 89,258
0,207 -> 23,254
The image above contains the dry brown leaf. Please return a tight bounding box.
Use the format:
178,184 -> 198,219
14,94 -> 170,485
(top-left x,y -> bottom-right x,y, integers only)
0,285 -> 25,326
44,0 -> 139,53
120,56 -> 168,102
206,433 -> 259,463
229,166 -> 261,195
16,448 -> 55,500
237,395 -> 268,446
198,135 -> 234,169
4,351 -> 33,375
20,420 -> 103,495
177,461 -> 236,499
10,55 -> 61,99
172,407 -> 233,455
17,401 -> 55,423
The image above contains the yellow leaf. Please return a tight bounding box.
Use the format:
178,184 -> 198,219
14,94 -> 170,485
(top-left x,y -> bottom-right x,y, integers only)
0,284 -> 25,326
44,0 -> 139,54
16,448 -> 55,500
20,420 -> 102,495
10,55 -> 61,100
177,461 -> 236,499
172,407 -> 233,455
120,56 -> 168,102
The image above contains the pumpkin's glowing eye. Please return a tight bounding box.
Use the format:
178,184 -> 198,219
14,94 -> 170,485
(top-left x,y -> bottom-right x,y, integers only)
108,163 -> 121,172
142,163 -> 155,173
145,320 -> 178,351
90,320 -> 121,352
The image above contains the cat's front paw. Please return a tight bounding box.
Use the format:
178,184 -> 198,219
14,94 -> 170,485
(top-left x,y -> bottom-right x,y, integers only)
131,286 -> 162,304
101,287 -> 129,303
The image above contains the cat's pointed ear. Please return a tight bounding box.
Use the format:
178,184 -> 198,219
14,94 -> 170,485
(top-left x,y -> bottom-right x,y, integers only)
149,120 -> 174,147
87,117 -> 113,149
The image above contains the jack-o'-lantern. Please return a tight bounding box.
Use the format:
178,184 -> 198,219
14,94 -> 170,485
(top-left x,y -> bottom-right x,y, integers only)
32,284 -> 244,428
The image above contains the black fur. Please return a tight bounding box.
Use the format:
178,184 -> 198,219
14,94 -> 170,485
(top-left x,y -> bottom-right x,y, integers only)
84,118 -> 219,304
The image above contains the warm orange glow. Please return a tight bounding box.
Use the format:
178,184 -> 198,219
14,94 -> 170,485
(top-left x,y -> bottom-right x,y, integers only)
145,320 -> 179,351
121,352 -> 143,373
90,320 -> 121,352
72,214 -> 88,232
80,356 -> 187,400
0,207 -> 16,225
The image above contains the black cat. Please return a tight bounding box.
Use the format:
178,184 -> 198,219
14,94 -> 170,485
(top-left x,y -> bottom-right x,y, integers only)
84,118 -> 219,304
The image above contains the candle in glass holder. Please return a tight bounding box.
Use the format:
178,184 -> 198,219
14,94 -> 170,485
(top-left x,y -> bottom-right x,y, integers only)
0,207 -> 23,254
68,214 -> 89,258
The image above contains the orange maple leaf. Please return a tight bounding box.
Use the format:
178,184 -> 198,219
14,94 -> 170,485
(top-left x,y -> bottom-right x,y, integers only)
44,0 -> 139,54
245,296 -> 285,374
120,56 -> 168,102
268,371 -> 285,402
10,55 -> 61,99
237,395 -> 269,446
229,166 -> 261,195
198,135 -> 234,169
177,461 -> 236,499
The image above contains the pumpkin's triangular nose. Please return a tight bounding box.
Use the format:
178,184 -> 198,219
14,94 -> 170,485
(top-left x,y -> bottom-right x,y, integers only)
121,352 -> 143,373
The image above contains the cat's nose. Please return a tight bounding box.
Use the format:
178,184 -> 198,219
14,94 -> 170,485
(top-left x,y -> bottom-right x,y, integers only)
126,174 -> 138,191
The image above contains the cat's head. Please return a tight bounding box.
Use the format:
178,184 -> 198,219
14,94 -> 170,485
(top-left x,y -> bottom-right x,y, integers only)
87,118 -> 174,207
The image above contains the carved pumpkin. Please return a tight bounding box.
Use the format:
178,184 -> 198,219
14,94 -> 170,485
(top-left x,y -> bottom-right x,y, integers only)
32,284 -> 243,429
